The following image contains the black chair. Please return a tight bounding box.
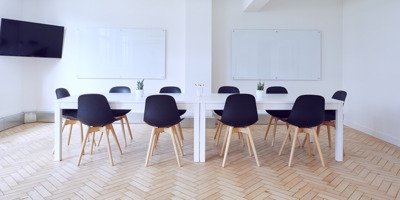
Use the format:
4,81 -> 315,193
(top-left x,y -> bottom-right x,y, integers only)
55,88 -> 83,145
144,95 -> 184,167
77,94 -> 122,166
159,86 -> 186,145
278,95 -> 325,167
109,86 -> 133,147
317,90 -> 347,147
214,86 -> 240,146
264,86 -> 291,146
219,94 -> 260,167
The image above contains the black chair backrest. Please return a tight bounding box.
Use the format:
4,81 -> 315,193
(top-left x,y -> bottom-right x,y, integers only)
214,86 -> 240,116
220,94 -> 258,127
266,86 -> 288,94
160,86 -> 182,93
144,95 -> 181,128
332,90 -> 347,102
56,88 -> 77,117
218,86 -> 240,94
55,88 -> 71,99
78,94 -> 116,127
110,86 -> 131,93
287,95 -> 325,128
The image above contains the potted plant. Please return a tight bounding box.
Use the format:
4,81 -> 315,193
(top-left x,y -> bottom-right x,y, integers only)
256,81 -> 264,98
136,79 -> 144,97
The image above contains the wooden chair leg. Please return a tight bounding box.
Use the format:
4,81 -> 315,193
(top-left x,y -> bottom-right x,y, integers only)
123,115 -> 133,141
279,125 -> 292,156
264,116 -> 274,140
326,124 -> 332,147
177,122 -> 184,141
220,127 -> 230,156
109,124 -> 122,155
215,121 -> 223,146
288,127 -> 299,167
172,126 -> 184,156
214,120 -> 222,139
67,122 -> 74,145
90,132 -> 96,155
307,134 -> 313,156
222,127 -> 233,167
77,129 -> 91,166
168,127 -> 181,167
245,134 -> 252,156
103,127 -> 114,166
271,117 -> 279,146
175,123 -> 183,147
119,118 -> 127,147
312,129 -> 325,167
151,128 -> 163,156
79,122 -> 84,144
145,128 -> 156,167
246,127 -> 260,167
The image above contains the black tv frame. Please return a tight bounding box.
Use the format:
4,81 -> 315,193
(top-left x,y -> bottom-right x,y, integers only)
0,18 -> 64,58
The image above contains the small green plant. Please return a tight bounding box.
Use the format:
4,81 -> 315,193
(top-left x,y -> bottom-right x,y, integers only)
257,81 -> 265,90
136,79 -> 144,90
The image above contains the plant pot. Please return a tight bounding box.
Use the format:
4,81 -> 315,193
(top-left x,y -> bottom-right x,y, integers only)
256,90 -> 264,98
135,89 -> 144,97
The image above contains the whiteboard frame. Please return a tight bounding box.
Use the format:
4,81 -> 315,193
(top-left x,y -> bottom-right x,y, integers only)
231,29 -> 321,81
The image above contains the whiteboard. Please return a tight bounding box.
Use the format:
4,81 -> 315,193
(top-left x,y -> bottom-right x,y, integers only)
232,29 -> 321,80
76,28 -> 166,79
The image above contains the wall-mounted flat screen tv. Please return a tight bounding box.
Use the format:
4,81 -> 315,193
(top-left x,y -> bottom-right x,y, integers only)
0,18 -> 64,58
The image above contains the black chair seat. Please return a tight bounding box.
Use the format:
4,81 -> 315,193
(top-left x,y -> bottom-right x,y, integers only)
110,86 -> 132,117
159,86 -> 186,116
62,109 -> 78,120
266,110 -> 291,119
55,88 -> 84,146
109,86 -> 133,147
111,110 -> 131,117
264,86 -> 290,145
214,86 -> 240,117
324,110 -> 336,121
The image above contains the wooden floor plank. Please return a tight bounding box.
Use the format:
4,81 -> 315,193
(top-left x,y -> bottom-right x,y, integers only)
0,123 -> 399,199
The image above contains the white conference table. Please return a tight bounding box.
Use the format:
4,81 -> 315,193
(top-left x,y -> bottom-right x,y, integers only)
54,93 -> 344,162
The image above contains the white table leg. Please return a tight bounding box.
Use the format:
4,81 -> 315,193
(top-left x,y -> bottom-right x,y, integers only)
193,102 -> 200,162
199,102 -> 206,162
54,103 -> 62,161
335,105 -> 344,161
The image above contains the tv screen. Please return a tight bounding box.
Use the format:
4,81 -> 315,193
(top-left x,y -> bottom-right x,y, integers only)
0,18 -> 64,58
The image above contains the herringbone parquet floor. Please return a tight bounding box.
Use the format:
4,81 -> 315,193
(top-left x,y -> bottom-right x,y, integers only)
0,122 -> 399,200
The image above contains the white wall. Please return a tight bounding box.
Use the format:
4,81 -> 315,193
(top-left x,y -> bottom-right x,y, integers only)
212,0 -> 343,97
185,0 -> 212,96
17,0 -> 186,112
0,1 -> 24,117
343,0 -> 400,146
1,0 -> 343,115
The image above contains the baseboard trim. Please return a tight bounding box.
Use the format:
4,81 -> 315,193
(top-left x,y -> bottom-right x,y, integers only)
0,113 -> 24,131
345,119 -> 400,147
